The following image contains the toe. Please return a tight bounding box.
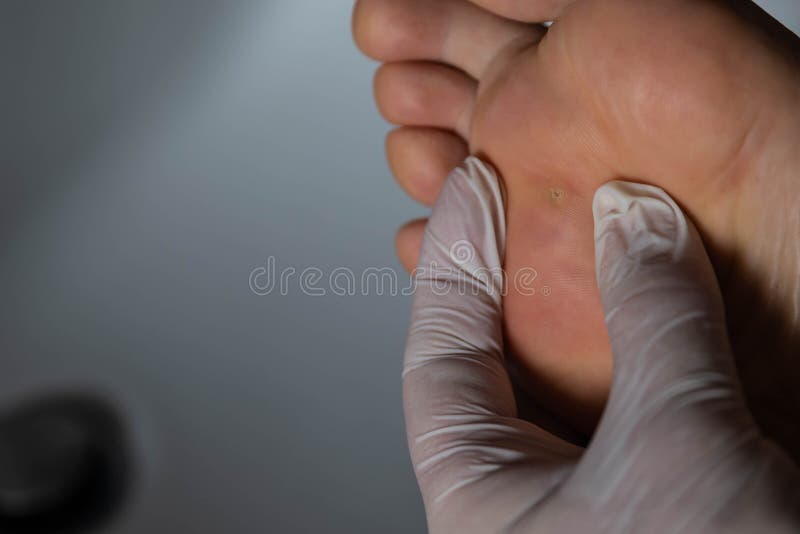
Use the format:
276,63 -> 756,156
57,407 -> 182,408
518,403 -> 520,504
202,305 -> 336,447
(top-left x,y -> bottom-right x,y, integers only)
396,218 -> 427,273
386,127 -> 469,206
353,0 -> 542,79
374,62 -> 476,138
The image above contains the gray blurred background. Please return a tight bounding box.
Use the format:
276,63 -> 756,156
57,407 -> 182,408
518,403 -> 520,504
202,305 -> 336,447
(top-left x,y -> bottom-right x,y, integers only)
0,1 -> 798,533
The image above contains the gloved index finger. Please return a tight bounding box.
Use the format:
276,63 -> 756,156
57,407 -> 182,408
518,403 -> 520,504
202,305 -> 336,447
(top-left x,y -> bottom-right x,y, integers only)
404,156 -> 510,431
403,157 -> 580,513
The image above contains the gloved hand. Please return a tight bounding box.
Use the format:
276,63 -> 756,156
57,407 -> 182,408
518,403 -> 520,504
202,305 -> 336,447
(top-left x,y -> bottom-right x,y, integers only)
403,156 -> 800,533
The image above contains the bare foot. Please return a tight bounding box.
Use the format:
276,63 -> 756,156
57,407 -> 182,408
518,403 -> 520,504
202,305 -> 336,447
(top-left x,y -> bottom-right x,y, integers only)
353,0 -> 800,457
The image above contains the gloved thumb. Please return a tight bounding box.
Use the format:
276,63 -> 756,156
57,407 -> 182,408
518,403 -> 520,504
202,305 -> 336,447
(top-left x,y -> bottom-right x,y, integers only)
573,181 -> 760,495
592,180 -> 750,430
561,179 -> 800,532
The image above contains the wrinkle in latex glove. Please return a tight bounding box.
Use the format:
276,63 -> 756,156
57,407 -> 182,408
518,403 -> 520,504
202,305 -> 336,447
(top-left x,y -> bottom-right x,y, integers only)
403,157 -> 800,533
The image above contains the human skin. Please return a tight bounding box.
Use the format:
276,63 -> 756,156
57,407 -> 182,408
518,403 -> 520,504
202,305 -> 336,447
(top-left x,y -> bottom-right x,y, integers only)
352,0 -> 800,458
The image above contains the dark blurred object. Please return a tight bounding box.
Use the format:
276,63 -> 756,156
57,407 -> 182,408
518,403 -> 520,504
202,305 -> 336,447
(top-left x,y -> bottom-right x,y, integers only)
0,395 -> 130,533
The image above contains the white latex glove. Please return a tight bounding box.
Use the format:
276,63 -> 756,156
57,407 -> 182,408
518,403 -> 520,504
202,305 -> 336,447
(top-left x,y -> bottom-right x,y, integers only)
403,156 -> 800,533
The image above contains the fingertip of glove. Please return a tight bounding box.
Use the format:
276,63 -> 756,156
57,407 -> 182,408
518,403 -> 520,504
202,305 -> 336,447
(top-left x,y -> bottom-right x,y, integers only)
592,181 -> 691,289
593,181 -> 678,228
424,155 -> 507,270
